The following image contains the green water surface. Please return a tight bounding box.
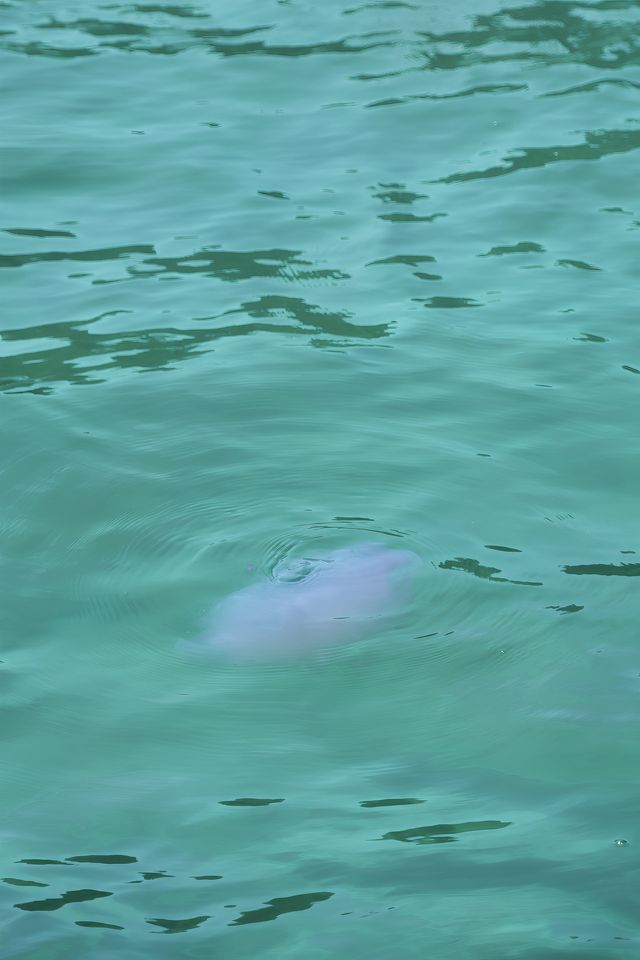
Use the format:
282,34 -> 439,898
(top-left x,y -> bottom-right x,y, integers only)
2,0 -> 639,957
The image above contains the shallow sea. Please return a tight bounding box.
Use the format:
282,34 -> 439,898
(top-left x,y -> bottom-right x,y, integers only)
2,0 -> 640,956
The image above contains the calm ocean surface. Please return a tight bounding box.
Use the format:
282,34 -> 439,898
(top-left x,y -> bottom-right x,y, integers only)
2,0 -> 639,956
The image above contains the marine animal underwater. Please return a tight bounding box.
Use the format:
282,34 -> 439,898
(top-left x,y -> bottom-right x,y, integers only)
195,541 -> 422,660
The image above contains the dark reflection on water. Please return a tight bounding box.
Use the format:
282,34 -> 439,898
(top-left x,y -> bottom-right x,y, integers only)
220,797 -> 285,806
224,296 -> 381,338
436,129 -> 640,185
367,81 -> 527,108
230,891 -> 334,926
344,1 -> 419,11
3,227 -> 77,239
378,211 -> 444,223
0,245 -> 349,284
542,77 -> 640,98
76,920 -> 124,930
4,0 -> 640,954
18,859 -> 69,866
4,15 -> 395,59
479,242 -> 545,257
135,248 -> 350,283
67,854 -> 138,864
130,4 -> 207,18
360,797 -> 424,808
372,185 -> 428,204
564,562 -> 640,577
547,603 -> 584,614
147,915 -> 210,934
3,878 -> 48,887
5,0 -> 640,70
367,254 -> 437,268
380,819 -> 511,844
418,296 -> 481,309
439,557 -> 542,587
0,296 -> 387,394
575,333 -> 608,343
413,0 -> 640,74
0,245 -> 155,269
15,888 -> 113,912
9,831 -> 634,944
557,258 -> 601,272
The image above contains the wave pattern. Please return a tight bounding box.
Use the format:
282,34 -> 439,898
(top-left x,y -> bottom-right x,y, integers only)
3,2 -> 640,959
3,1 -> 640,391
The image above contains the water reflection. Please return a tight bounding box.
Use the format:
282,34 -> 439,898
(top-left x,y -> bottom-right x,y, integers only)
220,797 -> 285,806
375,0 -> 640,76
4,13 -> 395,59
15,888 -> 113,912
0,295 -> 389,394
67,854 -> 138,864
564,562 -> 640,577
380,819 -> 511,844
0,244 -> 349,283
76,920 -> 124,929
5,0 -> 640,70
436,129 -> 640,185
147,914 -> 209,933
0,244 -> 155,269
367,81 -> 527,109
439,557 -> 542,587
360,797 -> 424,808
230,891 -> 334,926
3,878 -> 48,888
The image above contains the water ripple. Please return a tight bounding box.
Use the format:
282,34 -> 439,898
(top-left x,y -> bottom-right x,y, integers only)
0,296 -> 388,394
435,127 -> 640,184
4,16 -> 396,60
4,0 -> 640,954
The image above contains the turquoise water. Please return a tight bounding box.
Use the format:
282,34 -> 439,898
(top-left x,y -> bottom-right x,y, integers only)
2,0 -> 640,955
